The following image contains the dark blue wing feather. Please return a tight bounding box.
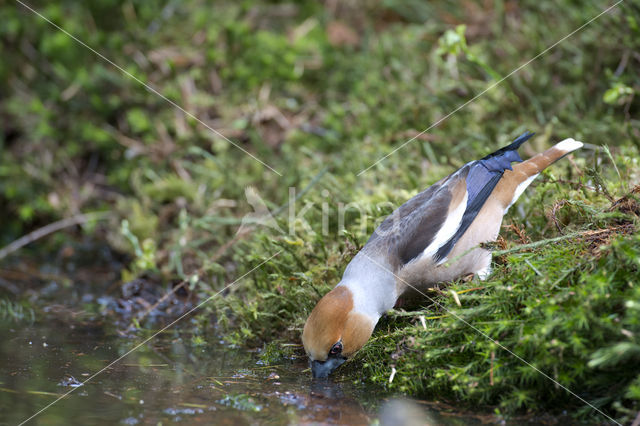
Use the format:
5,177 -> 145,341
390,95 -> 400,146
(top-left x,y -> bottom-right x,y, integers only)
434,131 -> 534,262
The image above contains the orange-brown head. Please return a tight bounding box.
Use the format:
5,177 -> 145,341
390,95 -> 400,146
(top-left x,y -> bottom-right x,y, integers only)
302,286 -> 376,378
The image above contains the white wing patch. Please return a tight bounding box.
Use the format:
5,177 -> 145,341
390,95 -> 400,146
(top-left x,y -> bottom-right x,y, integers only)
505,173 -> 539,212
421,190 -> 468,262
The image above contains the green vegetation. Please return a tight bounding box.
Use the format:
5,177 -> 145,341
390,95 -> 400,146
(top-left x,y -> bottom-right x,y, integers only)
0,298 -> 35,323
2,0 -> 640,422
353,193 -> 640,422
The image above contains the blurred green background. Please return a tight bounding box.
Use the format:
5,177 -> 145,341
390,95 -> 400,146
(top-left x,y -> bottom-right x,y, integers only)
1,0 -> 637,255
1,1 -> 640,420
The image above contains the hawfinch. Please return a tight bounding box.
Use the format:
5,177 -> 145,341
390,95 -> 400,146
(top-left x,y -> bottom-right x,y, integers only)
303,132 -> 583,378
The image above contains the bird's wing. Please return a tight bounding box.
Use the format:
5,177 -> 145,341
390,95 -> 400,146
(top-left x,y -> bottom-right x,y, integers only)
433,131 -> 534,262
365,167 -> 468,266
366,131 -> 535,268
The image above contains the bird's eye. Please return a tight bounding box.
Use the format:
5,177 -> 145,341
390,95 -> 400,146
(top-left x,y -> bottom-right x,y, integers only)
330,341 -> 343,355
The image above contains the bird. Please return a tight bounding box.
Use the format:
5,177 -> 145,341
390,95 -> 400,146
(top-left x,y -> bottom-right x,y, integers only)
302,132 -> 583,378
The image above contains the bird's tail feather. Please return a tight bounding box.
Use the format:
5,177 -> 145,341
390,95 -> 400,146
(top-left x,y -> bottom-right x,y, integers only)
514,138 -> 583,178
479,131 -> 535,172
493,138 -> 583,209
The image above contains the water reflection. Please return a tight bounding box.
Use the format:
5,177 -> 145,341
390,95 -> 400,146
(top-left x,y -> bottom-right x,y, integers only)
0,250 -> 520,425
1,312 -> 498,425
0,318 -> 375,425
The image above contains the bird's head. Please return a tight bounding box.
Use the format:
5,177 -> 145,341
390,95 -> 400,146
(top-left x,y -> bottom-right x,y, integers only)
302,286 -> 376,378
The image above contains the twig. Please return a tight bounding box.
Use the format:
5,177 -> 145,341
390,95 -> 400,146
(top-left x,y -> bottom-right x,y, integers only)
546,177 -> 593,191
606,184 -> 640,213
492,229 -> 609,257
493,230 -> 588,256
0,212 -> 111,260
505,223 -> 530,244
549,200 -> 569,234
565,155 -> 585,177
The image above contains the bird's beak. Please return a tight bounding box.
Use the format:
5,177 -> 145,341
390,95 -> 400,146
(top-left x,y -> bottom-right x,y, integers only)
311,357 -> 346,378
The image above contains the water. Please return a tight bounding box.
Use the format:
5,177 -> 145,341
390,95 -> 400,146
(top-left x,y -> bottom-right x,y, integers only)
0,315 -> 492,425
0,252 -> 498,425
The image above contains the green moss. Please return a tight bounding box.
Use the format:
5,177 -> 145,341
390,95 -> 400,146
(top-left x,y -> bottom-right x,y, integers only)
2,0 -> 640,422
350,206 -> 640,421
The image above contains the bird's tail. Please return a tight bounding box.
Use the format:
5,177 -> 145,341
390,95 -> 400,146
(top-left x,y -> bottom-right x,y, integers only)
494,138 -> 583,209
515,138 -> 583,177
478,131 -> 535,172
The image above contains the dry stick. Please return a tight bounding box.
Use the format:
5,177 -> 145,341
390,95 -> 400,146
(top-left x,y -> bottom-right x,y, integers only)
443,230 -> 588,268
491,227 -> 628,257
0,212 -> 111,260
549,200 -> 569,234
